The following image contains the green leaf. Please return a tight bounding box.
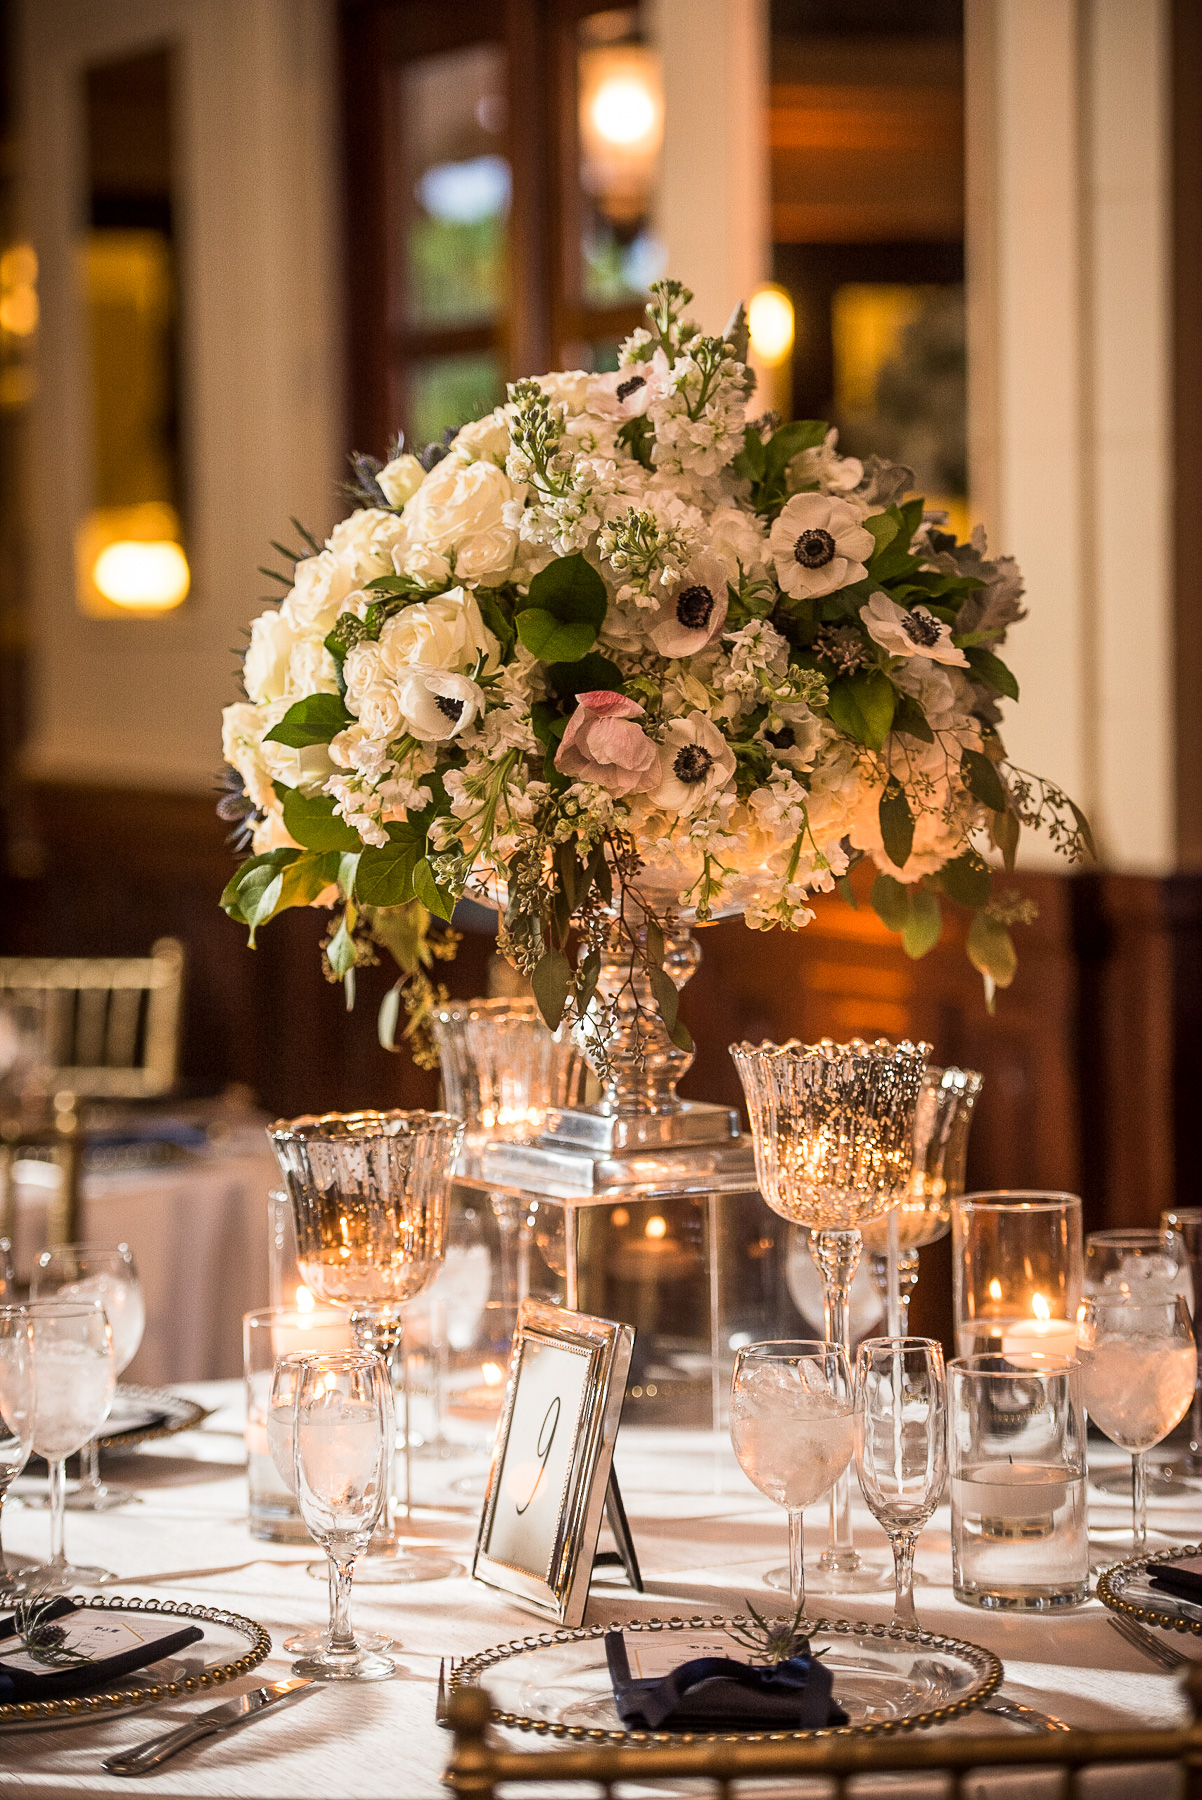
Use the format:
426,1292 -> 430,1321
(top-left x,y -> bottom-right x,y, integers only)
532,949 -> 572,1031
576,947 -> 602,1018
668,1018 -> 694,1054
827,669 -> 895,751
338,851 -> 361,899
891,693 -> 935,743
281,787 -> 363,853
732,423 -> 766,483
871,873 -> 909,933
835,874 -> 858,910
475,587 -> 516,659
902,888 -> 942,959
1070,799 -> 1098,860
355,831 -> 425,907
962,749 -> 1009,814
617,414 -> 654,471
263,692 -> 352,749
412,857 -> 455,922
515,609 -> 598,663
648,965 -> 680,1034
522,551 -> 608,628
220,851 -> 293,922
326,910 -> 358,979
220,850 -> 300,937
645,921 -> 665,969
546,653 -> 625,698
878,781 -> 914,871
992,807 -> 1021,873
862,511 -> 899,556
762,418 -> 828,478
937,850 -> 992,909
278,850 -> 341,910
378,981 -> 402,1052
965,646 -> 1020,701
967,910 -> 1017,989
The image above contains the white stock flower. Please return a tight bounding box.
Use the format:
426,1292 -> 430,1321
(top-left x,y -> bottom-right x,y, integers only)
377,453 -> 425,508
399,457 -> 518,583
243,609 -> 298,703
376,587 -> 499,677
861,593 -> 968,666
397,669 -> 485,742
788,427 -> 863,496
648,712 -> 736,817
706,504 -> 769,580
770,493 -> 875,599
281,551 -> 354,634
330,723 -> 394,781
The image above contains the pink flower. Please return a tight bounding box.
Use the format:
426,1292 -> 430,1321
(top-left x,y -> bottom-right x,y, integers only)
554,690 -> 661,796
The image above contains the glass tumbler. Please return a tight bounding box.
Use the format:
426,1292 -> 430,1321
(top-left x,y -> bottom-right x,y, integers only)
949,1353 -> 1089,1611
952,1192 -> 1083,1360
244,1305 -> 356,1542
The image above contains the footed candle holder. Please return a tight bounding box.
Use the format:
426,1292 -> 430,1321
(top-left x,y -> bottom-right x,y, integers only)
731,1036 -> 928,1593
952,1191 -> 1083,1361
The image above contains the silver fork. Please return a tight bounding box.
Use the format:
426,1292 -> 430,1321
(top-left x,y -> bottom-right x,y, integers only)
1108,1613 -> 1189,1670
436,1657 -> 459,1727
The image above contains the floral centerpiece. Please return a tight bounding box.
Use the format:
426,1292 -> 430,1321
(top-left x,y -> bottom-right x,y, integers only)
220,279 -> 1090,1068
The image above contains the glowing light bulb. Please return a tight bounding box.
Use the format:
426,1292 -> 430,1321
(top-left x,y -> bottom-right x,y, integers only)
92,539 -> 190,610
748,284 -> 795,367
645,1215 -> 667,1240
591,75 -> 657,147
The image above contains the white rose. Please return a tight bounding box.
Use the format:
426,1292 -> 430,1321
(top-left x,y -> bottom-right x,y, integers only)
450,409 -> 511,465
353,683 -> 405,742
251,697 -> 337,795
280,551 -> 353,634
326,507 -> 407,585
377,586 -> 499,677
377,453 -> 425,508
243,609 -> 298,703
286,636 -> 339,696
344,640 -> 384,704
397,669 -> 485,742
399,457 -> 517,583
221,701 -> 274,811
647,712 -> 737,817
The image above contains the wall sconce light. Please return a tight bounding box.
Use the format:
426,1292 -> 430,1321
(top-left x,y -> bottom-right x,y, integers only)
747,282 -> 796,420
76,500 -> 190,617
579,43 -> 664,230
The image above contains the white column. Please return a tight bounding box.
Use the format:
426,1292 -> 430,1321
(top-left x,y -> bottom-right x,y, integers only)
965,0 -> 1173,873
652,0 -> 770,334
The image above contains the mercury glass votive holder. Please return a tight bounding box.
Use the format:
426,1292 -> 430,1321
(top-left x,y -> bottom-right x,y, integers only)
949,1353 -> 1089,1611
952,1191 -> 1084,1361
431,997 -> 583,1150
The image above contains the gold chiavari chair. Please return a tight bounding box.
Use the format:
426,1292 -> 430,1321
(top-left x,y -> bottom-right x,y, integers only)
445,1670 -> 1202,1799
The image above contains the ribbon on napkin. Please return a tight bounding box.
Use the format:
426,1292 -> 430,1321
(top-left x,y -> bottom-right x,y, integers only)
605,1630 -> 848,1731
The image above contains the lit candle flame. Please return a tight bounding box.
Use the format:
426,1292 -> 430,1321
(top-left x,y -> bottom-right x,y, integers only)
1032,1292 -> 1051,1321
645,1215 -> 667,1240
481,1362 -> 504,1387
295,1285 -> 315,1314
988,1278 -> 1003,1302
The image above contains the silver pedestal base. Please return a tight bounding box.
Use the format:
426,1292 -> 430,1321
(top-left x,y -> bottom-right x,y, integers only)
472,1102 -> 756,1202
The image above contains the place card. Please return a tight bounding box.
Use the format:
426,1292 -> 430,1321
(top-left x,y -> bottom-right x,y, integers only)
0,1603 -> 203,1701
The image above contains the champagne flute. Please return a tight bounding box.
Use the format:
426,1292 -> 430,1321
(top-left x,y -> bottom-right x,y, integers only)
1077,1293 -> 1195,1552
0,1307 -> 35,1595
268,1354 -> 391,1656
32,1243 -> 145,1511
729,1340 -> 855,1616
854,1337 -> 946,1630
291,1350 -> 395,1681
21,1300 -> 116,1593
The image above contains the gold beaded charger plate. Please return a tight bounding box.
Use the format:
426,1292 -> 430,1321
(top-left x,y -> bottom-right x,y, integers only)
451,1614 -> 1003,1743
99,1385 -> 210,1450
1097,1543 -> 1202,1635
0,1595 -> 271,1731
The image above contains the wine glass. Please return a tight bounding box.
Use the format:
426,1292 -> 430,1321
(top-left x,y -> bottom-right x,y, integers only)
269,1108 -> 464,1583
729,1340 -> 855,1616
731,1036 -> 928,1593
1077,1293 -> 1195,1552
268,1354 -> 392,1656
31,1243 -> 144,1511
0,1307 -> 35,1596
854,1337 -> 947,1630
0,1239 -> 15,1302
290,1350 -> 395,1681
1161,1207 -> 1202,1480
21,1300 -> 116,1593
1085,1229 -> 1189,1299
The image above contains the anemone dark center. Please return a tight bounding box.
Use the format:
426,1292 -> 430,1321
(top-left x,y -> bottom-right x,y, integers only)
675,584 -> 715,630
764,726 -> 796,750
793,528 -> 837,569
435,694 -> 466,723
901,611 -> 942,648
616,374 -> 646,403
673,744 -> 714,784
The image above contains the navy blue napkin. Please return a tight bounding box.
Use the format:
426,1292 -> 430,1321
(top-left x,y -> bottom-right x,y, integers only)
605,1630 -> 848,1732
1148,1554 -> 1202,1605
0,1602 -> 203,1702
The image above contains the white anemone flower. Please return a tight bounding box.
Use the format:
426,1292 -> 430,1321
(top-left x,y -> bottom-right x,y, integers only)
769,492 -> 875,599
648,712 -> 736,817
860,592 -> 968,667
398,668 -> 485,742
645,551 -> 730,658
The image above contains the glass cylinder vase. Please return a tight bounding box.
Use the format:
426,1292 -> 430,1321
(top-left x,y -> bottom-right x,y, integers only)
952,1191 -> 1083,1361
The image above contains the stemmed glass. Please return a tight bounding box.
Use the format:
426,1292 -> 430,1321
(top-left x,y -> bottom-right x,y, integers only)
1077,1293 -> 1196,1552
0,1307 -> 35,1595
1161,1207 -> 1202,1481
290,1350 -> 395,1681
729,1340 -> 855,1616
268,1354 -> 391,1655
269,1108 -> 464,1583
854,1337 -> 947,1629
731,1036 -> 928,1593
31,1243 -> 144,1511
1084,1230 -> 1188,1300
21,1300 -> 116,1593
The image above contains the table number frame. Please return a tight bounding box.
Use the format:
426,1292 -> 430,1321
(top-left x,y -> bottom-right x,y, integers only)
472,1297 -> 634,1627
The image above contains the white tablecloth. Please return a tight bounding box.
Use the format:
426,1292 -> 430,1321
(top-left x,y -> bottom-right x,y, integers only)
2,1382 -> 1199,1797
10,1152 -> 276,1385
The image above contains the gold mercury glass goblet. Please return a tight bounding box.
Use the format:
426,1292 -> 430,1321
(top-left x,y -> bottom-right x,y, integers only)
731,1037 -> 929,1593
268,1108 -> 464,1583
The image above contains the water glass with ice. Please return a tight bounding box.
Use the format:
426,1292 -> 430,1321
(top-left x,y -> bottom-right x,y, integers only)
21,1300 -> 116,1593
854,1337 -> 946,1630
729,1340 -> 855,1617
0,1307 -> 34,1595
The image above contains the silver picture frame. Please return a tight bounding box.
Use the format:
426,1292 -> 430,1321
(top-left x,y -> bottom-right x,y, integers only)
472,1296 -> 634,1627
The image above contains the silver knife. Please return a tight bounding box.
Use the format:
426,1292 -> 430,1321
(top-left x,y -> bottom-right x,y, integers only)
103,1678 -> 318,1777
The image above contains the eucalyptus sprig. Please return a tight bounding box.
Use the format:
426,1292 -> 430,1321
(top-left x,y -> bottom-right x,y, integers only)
724,1597 -> 812,1666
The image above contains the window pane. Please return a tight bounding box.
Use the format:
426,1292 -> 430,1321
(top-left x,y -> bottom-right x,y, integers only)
407,351 -> 503,450
399,44 -> 509,329
578,9 -> 666,306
